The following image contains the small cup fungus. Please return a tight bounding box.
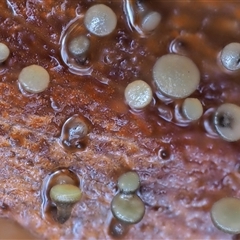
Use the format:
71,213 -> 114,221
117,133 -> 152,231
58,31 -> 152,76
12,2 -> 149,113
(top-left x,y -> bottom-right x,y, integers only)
153,54 -> 200,99
0,43 -> 10,63
182,98 -> 203,121
84,4 -> 117,37
50,184 -> 82,224
211,197 -> 240,234
214,103 -> 240,142
220,43 -> 240,71
124,80 -> 153,109
18,65 -> 50,93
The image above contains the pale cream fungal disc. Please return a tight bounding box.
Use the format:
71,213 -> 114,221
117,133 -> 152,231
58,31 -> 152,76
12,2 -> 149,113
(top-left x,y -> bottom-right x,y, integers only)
124,80 -> 153,109
141,11 -> 161,32
0,42 -> 10,63
117,171 -> 140,193
220,42 -> 240,71
18,65 -> 50,93
84,4 -> 117,37
211,197 -> 240,234
111,193 -> 145,224
182,98 -> 203,121
153,54 -> 200,98
68,35 -> 90,59
214,103 -> 240,142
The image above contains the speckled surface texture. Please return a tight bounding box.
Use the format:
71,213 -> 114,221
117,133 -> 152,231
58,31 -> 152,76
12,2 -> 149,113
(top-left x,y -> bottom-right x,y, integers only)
0,1 -> 240,239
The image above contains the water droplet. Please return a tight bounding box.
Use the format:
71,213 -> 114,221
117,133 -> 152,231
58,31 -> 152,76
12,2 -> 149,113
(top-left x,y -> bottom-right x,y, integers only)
59,114 -> 91,152
60,18 -> 93,76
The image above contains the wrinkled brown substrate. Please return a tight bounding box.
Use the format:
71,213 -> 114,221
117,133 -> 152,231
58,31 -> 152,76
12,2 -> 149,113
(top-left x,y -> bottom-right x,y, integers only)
0,1 -> 240,239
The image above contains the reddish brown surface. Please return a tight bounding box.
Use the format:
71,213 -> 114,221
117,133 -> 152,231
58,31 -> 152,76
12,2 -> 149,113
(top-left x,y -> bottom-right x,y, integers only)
0,0 -> 240,239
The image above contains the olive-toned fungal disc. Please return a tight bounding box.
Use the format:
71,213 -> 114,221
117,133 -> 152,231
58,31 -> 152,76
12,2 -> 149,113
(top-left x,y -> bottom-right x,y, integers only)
153,54 -> 200,98
68,35 -> 90,62
117,171 -> 140,193
211,197 -> 240,234
220,42 -> 240,71
84,4 -> 117,37
50,184 -> 81,204
182,98 -> 203,121
0,43 -> 10,63
18,65 -> 50,93
141,12 -> 161,32
214,103 -> 240,142
111,193 -> 145,224
50,184 -> 82,224
124,80 -> 153,109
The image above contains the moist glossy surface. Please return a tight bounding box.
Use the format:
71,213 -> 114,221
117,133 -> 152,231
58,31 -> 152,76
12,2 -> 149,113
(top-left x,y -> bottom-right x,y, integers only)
0,1 -> 240,239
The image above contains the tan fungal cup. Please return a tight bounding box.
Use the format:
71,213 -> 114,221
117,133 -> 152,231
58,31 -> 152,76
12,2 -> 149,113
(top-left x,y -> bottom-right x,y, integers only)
211,197 -> 240,234
68,35 -> 90,62
153,54 -> 200,98
111,193 -> 145,224
84,4 -> 117,37
50,184 -> 82,224
0,43 -> 10,63
214,103 -> 240,142
141,12 -> 161,32
220,42 -> 240,71
18,64 -> 50,93
182,98 -> 203,121
117,171 -> 140,193
125,80 -> 153,109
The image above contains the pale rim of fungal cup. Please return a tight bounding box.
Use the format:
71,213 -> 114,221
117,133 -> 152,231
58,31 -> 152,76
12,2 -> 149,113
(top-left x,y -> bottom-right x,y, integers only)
220,42 -> 240,71
153,54 -> 200,99
84,4 -> 117,37
124,80 -> 153,109
0,42 -> 10,63
211,197 -> 240,234
18,64 -> 50,93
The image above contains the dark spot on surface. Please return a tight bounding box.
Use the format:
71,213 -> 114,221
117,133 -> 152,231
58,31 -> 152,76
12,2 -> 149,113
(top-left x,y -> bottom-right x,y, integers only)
0,202 -> 9,210
217,113 -> 233,128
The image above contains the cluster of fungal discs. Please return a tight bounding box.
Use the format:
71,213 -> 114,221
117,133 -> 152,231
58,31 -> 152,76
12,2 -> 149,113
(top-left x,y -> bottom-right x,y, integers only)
41,168 -> 82,224
110,171 -> 145,237
61,4 -> 118,74
0,42 -> 50,94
